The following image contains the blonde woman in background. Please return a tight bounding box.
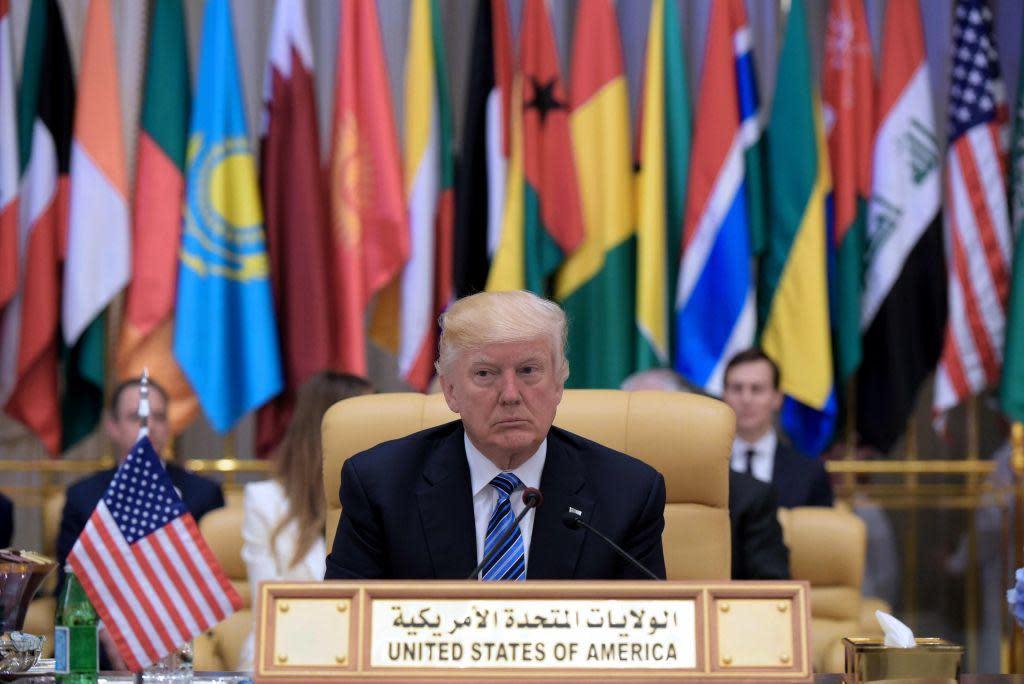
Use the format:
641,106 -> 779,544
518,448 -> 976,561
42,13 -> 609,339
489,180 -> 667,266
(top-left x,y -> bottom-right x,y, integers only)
238,372 -> 374,670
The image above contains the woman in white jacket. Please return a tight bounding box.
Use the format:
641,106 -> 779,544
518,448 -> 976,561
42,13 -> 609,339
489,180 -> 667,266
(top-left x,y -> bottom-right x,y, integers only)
238,372 -> 374,670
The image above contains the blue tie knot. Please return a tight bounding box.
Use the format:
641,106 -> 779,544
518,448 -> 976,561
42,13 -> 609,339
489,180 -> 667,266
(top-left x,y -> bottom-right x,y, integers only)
490,472 -> 523,499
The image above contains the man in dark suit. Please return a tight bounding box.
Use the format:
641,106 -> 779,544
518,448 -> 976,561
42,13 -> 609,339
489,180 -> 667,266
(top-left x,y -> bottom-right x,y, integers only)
722,349 -> 833,508
620,369 -> 789,580
728,471 -> 789,580
56,376 -> 224,669
0,491 -> 13,548
326,291 -> 666,581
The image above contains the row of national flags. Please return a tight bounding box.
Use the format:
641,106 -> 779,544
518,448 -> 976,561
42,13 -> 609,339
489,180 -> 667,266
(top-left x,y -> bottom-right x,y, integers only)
2,0 -> 1024,459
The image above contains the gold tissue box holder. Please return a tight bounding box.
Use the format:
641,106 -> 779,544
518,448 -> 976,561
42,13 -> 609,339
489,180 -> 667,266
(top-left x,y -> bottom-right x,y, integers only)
843,637 -> 963,684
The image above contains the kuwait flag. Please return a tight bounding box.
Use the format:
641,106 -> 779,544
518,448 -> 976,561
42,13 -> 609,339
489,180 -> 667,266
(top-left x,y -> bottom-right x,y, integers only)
823,0 -> 872,391
3,0 -> 74,454
519,0 -> 584,294
856,0 -> 944,452
759,0 -> 836,455
327,0 -> 408,375
378,0 -> 454,392
636,0 -> 689,372
675,0 -> 758,395
0,0 -> 15,310
452,0 -> 513,297
555,0 -> 634,389
62,0 -> 130,449
256,0 -> 333,454
116,0 -> 197,434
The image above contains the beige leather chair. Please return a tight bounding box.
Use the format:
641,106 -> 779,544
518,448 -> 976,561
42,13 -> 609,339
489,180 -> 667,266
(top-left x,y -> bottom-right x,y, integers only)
778,506 -> 867,672
194,504 -> 251,671
321,390 -> 735,580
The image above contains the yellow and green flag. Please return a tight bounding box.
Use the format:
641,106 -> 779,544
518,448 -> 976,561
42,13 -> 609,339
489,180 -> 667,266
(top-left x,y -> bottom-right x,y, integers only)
555,0 -> 634,388
635,0 -> 690,370
758,0 -> 835,454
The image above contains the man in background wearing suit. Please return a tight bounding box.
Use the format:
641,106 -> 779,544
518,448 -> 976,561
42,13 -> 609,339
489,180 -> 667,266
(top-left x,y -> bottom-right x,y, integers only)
56,376 -> 224,669
326,290 -> 666,581
57,377 -> 225,579
721,349 -> 833,508
621,369 -> 788,580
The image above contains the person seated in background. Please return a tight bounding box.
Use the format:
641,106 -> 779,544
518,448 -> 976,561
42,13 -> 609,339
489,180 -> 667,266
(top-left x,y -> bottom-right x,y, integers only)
621,369 -> 789,580
57,376 -> 225,669
57,377 -> 225,574
238,371 -> 374,671
0,491 -> 12,548
326,290 -> 667,581
721,349 -> 833,508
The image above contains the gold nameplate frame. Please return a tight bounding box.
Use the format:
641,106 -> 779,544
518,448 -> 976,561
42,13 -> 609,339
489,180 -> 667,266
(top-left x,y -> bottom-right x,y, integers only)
254,580 -> 811,682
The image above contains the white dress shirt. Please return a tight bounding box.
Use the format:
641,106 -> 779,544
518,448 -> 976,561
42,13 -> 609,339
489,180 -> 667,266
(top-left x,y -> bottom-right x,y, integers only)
730,429 -> 777,484
466,434 -> 546,568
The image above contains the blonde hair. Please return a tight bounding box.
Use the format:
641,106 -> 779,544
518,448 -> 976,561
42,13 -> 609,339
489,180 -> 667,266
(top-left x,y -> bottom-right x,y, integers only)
436,290 -> 569,382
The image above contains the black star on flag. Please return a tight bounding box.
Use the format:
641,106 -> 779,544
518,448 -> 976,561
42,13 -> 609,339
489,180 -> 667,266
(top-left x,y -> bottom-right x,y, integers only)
525,76 -> 565,125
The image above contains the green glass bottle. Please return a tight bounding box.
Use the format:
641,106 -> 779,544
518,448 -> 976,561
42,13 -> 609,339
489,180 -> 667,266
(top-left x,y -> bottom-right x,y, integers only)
54,566 -> 98,683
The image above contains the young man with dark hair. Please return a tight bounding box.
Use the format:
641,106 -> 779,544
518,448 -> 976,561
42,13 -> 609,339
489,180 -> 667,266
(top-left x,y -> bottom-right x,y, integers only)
722,348 -> 833,508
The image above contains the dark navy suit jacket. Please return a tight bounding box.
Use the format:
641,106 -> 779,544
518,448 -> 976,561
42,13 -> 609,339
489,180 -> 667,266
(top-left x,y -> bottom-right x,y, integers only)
728,470 -> 789,580
772,440 -> 834,508
325,421 -> 666,580
0,491 -> 13,548
57,464 -> 224,574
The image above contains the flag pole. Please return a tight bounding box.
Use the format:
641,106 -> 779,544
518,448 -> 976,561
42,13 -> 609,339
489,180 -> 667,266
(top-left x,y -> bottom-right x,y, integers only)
138,367 -> 150,441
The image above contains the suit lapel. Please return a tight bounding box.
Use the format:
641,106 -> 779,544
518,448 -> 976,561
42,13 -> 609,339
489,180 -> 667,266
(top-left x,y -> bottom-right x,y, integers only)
416,426 -> 477,578
527,430 -> 593,579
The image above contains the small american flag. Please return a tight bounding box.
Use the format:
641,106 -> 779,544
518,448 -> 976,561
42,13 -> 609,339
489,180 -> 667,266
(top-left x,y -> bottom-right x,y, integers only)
67,436 -> 241,671
933,0 -> 1012,422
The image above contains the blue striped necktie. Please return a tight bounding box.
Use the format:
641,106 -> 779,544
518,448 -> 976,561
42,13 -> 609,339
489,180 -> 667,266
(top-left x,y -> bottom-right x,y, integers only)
480,472 -> 526,581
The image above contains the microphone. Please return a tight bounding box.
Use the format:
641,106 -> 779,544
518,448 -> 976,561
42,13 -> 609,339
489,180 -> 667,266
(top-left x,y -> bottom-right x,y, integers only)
467,487 -> 543,580
561,508 -> 659,580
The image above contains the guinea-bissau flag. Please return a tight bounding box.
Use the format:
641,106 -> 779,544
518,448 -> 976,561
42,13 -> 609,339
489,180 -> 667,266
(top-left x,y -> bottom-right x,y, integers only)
117,0 -> 198,434
758,0 -> 836,456
554,0 -> 634,389
519,0 -> 584,294
2,0 -> 73,454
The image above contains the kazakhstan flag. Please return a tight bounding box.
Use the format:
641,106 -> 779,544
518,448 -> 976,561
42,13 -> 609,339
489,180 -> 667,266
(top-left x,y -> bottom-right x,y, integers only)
173,0 -> 282,432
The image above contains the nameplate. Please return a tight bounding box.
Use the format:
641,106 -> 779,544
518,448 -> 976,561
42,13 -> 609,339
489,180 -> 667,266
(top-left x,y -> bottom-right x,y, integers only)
254,580 -> 811,682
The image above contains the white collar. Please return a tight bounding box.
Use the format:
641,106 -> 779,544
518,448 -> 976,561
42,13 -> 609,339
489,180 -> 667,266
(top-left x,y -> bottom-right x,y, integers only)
465,434 -> 547,497
734,428 -> 777,458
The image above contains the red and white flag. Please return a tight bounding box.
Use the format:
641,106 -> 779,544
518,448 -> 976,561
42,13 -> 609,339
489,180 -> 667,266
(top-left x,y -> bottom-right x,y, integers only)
933,0 -> 1012,421
0,0 -> 17,310
68,436 -> 241,671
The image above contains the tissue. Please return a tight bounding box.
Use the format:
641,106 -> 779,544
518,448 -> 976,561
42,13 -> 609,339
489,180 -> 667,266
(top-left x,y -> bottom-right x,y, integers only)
875,610 -> 916,648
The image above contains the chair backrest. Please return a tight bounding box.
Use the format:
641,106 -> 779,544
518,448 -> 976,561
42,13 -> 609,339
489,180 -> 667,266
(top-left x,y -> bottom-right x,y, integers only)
198,504 -> 249,607
777,505 -> 866,672
322,390 -> 735,579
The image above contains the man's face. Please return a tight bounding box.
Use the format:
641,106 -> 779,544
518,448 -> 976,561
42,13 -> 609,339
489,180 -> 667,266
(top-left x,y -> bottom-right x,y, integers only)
104,385 -> 170,460
722,360 -> 782,438
440,338 -> 564,468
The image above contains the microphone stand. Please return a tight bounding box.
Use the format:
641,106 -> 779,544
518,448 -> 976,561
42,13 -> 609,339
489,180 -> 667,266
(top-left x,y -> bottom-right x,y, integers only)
562,511 -> 659,580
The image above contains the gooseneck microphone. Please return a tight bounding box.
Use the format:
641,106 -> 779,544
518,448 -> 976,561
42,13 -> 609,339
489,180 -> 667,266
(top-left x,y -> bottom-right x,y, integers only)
467,487 -> 543,580
561,508 -> 659,580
